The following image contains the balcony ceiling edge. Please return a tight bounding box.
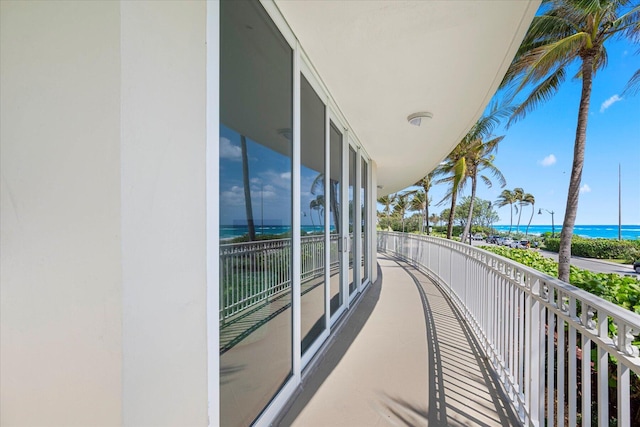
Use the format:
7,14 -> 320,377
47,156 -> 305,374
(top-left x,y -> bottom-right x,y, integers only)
275,0 -> 541,196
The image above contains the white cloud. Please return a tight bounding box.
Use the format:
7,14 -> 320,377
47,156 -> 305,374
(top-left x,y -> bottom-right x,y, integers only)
540,154 -> 557,167
580,184 -> 591,194
220,137 -> 242,160
600,94 -> 622,113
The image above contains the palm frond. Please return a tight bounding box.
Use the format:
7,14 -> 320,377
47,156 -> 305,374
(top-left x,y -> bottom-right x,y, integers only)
623,68 -> 640,96
508,67 -> 566,126
513,33 -> 587,91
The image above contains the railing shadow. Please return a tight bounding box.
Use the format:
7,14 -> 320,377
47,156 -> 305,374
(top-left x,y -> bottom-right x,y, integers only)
381,256 -> 520,427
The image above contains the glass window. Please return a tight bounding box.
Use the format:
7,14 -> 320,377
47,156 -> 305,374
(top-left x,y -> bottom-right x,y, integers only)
361,158 -> 369,284
300,75 -> 326,354
329,123 -> 343,316
219,1 -> 292,425
348,146 -> 356,295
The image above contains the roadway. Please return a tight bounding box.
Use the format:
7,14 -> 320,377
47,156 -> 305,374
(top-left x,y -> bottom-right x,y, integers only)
469,240 -> 638,277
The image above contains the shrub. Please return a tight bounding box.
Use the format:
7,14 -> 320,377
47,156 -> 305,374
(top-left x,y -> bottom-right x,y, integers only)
543,236 -> 640,262
480,245 -> 640,314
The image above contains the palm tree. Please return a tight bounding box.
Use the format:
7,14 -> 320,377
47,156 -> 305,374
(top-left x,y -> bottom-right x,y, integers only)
439,102 -> 512,243
414,173 -> 435,234
429,213 -> 440,230
522,193 -> 536,236
241,135 -> 256,241
393,194 -> 409,233
409,191 -> 427,234
377,193 -> 396,231
513,187 -> 525,233
435,143 -> 468,239
495,189 -> 518,234
502,0 -> 639,281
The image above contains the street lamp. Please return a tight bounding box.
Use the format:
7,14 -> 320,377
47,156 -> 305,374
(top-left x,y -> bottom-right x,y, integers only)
538,208 -> 555,237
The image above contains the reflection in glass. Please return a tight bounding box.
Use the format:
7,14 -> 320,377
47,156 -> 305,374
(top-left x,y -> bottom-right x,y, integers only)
329,123 -> 343,316
219,1 -> 292,425
300,75 -> 326,354
361,158 -> 369,284
348,147 -> 356,295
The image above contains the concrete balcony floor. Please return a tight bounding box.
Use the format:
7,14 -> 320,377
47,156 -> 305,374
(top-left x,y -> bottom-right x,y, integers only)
279,253 -> 521,426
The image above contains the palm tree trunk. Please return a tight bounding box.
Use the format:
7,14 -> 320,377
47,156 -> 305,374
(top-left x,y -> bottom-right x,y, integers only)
330,182 -> 340,234
462,176 -> 477,244
516,205 -> 523,233
241,135 -> 256,241
446,188 -> 458,239
508,203 -> 513,234
526,203 -> 534,236
559,55 -> 593,282
425,201 -> 430,235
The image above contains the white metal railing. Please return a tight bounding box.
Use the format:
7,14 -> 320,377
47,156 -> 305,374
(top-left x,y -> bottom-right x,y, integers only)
220,234 -> 339,322
378,231 -> 640,427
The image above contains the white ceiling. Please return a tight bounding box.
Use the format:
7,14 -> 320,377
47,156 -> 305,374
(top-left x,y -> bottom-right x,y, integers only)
274,0 -> 540,196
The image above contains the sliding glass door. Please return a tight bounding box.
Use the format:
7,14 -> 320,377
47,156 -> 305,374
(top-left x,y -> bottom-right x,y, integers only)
219,2 -> 293,425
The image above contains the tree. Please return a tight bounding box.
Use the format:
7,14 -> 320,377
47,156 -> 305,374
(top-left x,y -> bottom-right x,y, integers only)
435,143 -> 468,239
414,173 -> 435,234
241,135 -> 256,241
513,187 -> 525,232
377,193 -> 396,231
495,189 -> 518,233
502,0 -> 640,281
440,102 -> 512,243
429,213 -> 440,229
522,193 -> 536,236
409,191 -> 427,234
393,194 -> 410,233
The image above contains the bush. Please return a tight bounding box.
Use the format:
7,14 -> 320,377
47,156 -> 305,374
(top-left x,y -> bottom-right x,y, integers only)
543,236 -> 640,262
480,245 -> 640,314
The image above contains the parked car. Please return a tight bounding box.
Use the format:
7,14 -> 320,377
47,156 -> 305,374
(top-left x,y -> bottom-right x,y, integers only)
513,240 -> 530,249
472,233 -> 484,241
502,237 -> 514,247
486,235 -> 500,244
633,260 -> 640,274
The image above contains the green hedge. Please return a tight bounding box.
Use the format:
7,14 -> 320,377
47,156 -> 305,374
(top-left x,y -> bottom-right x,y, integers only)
481,246 -> 640,314
543,236 -> 640,262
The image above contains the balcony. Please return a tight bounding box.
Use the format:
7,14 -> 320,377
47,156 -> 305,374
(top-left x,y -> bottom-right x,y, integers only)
233,231 -> 640,426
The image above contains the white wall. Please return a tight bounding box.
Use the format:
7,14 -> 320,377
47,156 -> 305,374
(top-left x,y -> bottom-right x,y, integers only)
1,1 -> 123,425
1,1 -> 209,425
120,1 -> 208,426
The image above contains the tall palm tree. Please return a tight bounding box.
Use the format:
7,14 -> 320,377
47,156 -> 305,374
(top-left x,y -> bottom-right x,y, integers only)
410,191 -> 427,234
241,135 -> 256,241
414,173 -> 435,234
393,194 -> 409,233
439,102 -> 512,242
513,187 -> 525,233
495,189 -> 518,234
502,0 -> 640,281
522,193 -> 536,236
435,143 -> 469,239
377,193 -> 396,231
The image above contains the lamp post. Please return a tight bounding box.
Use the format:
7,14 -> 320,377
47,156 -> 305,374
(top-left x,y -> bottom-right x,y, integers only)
538,208 -> 555,237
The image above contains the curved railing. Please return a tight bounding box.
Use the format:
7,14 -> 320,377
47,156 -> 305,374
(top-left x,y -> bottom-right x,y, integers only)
219,234 -> 340,322
378,231 -> 640,427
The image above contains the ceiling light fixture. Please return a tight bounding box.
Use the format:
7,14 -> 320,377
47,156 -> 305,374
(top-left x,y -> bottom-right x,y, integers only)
407,112 -> 433,126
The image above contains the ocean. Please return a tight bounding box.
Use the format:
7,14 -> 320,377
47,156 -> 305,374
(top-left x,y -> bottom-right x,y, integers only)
492,224 -> 640,240
220,225 -> 327,240
221,224 -> 640,240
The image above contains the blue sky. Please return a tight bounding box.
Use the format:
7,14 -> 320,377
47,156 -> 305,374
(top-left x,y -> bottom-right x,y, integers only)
402,36 -> 640,227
